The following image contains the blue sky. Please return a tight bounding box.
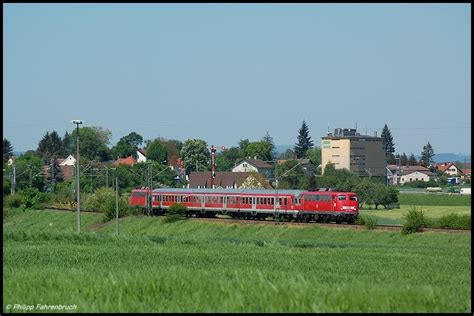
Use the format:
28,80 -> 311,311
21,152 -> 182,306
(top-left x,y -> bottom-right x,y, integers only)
3,4 -> 471,155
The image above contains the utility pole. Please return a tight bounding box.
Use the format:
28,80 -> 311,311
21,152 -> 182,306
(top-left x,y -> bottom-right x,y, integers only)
12,157 -> 16,195
51,158 -> 55,188
29,164 -> 32,188
71,119 -> 83,234
106,167 -> 109,187
116,176 -> 119,236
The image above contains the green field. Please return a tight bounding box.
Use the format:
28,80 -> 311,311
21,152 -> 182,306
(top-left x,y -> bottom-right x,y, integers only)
3,208 -> 471,313
398,193 -> 471,206
360,205 -> 471,225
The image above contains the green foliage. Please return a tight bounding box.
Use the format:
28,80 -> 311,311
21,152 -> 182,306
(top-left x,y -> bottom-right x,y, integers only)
306,147 -> 321,174
420,142 -> 434,167
180,139 -> 210,174
37,130 -> 63,162
356,215 -> 377,229
294,120 -> 314,159
103,195 -> 134,222
70,126 -> 112,162
5,193 -> 23,208
3,209 -> 471,312
163,203 -> 188,223
401,206 -> 426,234
53,180 -> 76,205
83,187 -> 116,212
432,213 -> 471,230
398,193 -> 470,206
146,139 -> 168,162
216,147 -> 243,171
276,159 -> 306,189
372,185 -> 399,209
244,140 -> 273,162
3,137 -> 14,163
14,151 -> 46,191
20,188 -> 44,209
381,124 -> 395,154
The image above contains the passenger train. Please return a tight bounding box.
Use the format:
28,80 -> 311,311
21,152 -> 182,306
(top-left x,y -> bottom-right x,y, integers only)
129,188 -> 359,224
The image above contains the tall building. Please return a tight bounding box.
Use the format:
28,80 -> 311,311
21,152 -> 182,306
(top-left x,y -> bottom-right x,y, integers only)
321,128 -> 385,176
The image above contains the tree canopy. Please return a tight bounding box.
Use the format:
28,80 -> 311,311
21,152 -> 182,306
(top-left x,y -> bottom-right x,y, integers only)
180,139 -> 210,174
146,139 -> 168,163
37,131 -> 63,163
294,120 -> 314,159
3,138 -> 13,163
70,126 -> 112,162
420,142 -> 435,167
381,124 -> 396,164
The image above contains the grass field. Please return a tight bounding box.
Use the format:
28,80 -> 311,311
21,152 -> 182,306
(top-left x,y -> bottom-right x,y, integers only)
3,208 -> 471,313
360,205 -> 471,225
397,193 -> 471,206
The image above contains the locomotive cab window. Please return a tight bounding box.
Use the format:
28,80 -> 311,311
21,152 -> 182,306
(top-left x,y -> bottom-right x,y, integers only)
338,195 -> 347,201
349,195 -> 358,201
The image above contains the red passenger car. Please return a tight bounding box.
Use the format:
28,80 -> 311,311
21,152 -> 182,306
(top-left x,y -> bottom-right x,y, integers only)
129,188 -> 359,224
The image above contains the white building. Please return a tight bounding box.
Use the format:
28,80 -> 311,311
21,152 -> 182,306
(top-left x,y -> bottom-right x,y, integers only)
387,165 -> 434,185
137,148 -> 147,163
59,155 -> 76,166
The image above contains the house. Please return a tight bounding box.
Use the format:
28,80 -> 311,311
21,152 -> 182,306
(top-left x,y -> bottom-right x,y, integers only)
437,162 -> 463,176
386,165 -> 434,185
188,172 -> 272,189
113,156 -> 137,167
137,148 -> 147,163
42,157 -> 75,181
460,169 -> 471,181
277,158 -> 313,177
59,154 -> 76,166
232,157 -> 273,179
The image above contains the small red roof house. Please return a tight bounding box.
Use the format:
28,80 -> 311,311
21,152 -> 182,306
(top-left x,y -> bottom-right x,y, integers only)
113,156 -> 137,167
437,162 -> 463,176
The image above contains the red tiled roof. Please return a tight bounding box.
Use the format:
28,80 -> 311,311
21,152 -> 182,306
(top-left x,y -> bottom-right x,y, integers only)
113,156 -> 137,166
461,169 -> 471,175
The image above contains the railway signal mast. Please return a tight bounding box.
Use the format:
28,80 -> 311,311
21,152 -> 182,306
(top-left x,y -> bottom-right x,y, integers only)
210,145 -> 225,189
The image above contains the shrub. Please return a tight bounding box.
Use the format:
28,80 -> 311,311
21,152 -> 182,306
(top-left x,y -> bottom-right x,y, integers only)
83,187 -> 115,212
434,213 -> 471,230
356,215 -> 377,230
401,206 -> 426,234
103,195 -> 133,223
4,193 -> 23,209
20,188 -> 43,209
163,203 -> 188,223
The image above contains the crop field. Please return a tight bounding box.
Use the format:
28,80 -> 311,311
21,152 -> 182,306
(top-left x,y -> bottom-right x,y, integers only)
3,208 -> 471,313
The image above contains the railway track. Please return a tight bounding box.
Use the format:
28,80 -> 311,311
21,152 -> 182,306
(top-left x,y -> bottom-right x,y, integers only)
44,207 -> 470,233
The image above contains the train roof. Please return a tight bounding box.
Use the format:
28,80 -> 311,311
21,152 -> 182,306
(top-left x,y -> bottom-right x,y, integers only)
150,188 -> 305,196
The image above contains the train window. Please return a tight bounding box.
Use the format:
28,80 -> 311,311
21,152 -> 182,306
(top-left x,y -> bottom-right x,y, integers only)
132,192 -> 146,197
350,195 -> 358,201
270,198 -> 274,205
338,195 -> 347,201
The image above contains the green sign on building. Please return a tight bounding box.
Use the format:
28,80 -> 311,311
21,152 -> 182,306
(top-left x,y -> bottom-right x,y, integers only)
323,140 -> 331,149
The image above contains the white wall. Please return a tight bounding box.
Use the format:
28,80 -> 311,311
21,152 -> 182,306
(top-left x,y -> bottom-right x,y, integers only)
232,162 -> 258,173
400,171 -> 431,183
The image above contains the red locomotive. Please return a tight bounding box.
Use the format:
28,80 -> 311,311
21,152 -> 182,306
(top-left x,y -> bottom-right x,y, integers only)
129,188 -> 359,224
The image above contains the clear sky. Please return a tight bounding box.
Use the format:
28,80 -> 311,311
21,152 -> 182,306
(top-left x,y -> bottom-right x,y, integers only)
3,4 -> 471,155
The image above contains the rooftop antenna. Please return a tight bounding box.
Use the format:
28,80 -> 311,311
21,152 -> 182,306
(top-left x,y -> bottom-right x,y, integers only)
355,122 -> 357,131
366,124 -> 368,136
327,123 -> 330,135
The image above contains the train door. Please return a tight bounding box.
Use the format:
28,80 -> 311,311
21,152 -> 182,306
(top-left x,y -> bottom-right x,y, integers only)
223,196 -> 227,210
252,197 -> 256,210
201,195 -> 205,209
